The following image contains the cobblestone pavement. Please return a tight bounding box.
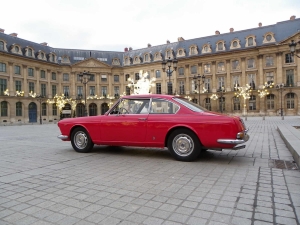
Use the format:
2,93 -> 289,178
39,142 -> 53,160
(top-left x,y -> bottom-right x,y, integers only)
0,117 -> 299,225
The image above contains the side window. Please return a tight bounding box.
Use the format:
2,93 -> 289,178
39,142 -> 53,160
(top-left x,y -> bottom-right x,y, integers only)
150,99 -> 179,114
110,99 -> 150,115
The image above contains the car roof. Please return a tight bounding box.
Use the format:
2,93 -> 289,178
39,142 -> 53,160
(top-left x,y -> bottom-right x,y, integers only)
122,94 -> 175,99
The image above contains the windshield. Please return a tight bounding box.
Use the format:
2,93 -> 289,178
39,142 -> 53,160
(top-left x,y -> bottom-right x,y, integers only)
173,97 -> 208,112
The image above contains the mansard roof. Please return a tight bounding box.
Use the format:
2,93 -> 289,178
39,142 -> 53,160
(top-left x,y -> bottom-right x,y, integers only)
0,17 -> 299,66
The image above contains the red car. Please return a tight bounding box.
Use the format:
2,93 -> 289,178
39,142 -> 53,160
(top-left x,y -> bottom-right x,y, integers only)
57,94 -> 249,162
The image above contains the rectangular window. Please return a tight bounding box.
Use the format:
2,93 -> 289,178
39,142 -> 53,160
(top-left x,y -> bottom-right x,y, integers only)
204,78 -> 211,92
16,102 -> 22,116
286,70 -> 294,87
266,56 -> 274,67
101,75 -> 107,82
42,103 -> 47,116
125,74 -> 130,81
52,85 -> 57,97
15,80 -> 22,91
126,86 -> 130,95
77,86 -> 83,97
191,66 -> 197,74
63,73 -> 69,81
114,86 -> 119,98
204,64 -> 211,73
248,74 -> 256,89
232,60 -> 239,70
89,74 -> 95,81
89,86 -> 95,96
217,62 -> 225,72
247,59 -> 255,68
285,53 -> 294,64
0,78 -> 7,95
63,86 -> 69,97
40,70 -> 46,79
135,73 -> 140,80
167,82 -> 172,95
52,104 -> 57,116
179,81 -> 185,95
266,72 -> 274,84
29,82 -> 34,93
114,75 -> 119,82
232,75 -> 240,87
14,65 -> 21,75
41,84 -> 46,96
156,83 -> 161,94
0,63 -> 6,72
218,77 -> 225,89
101,86 -> 107,96
28,68 -> 34,76
52,72 -> 56,80
156,70 -> 161,78
178,67 -> 184,76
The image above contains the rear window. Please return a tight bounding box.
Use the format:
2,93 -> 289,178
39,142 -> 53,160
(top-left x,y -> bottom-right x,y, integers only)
173,97 -> 207,112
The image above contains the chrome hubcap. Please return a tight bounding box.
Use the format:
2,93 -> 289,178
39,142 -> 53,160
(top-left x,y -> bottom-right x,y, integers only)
172,134 -> 194,156
74,131 -> 88,149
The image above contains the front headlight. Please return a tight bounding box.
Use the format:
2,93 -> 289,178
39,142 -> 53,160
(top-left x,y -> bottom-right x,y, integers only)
236,132 -> 245,139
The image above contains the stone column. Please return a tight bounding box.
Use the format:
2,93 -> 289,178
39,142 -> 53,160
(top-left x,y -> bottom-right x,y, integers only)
226,60 -> 231,89
57,71 -> 62,95
257,55 -> 263,86
241,57 -> 246,86
108,73 -> 112,96
35,67 -> 40,94
8,62 -> 14,96
212,61 -> 216,91
276,52 -> 283,84
184,65 -> 190,94
96,73 -> 100,96
22,65 -> 28,96
47,69 -> 51,98
71,72 -> 76,98
120,73 -> 124,94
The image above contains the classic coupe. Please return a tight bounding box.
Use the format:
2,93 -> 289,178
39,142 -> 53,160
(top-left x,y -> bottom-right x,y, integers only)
57,94 -> 249,162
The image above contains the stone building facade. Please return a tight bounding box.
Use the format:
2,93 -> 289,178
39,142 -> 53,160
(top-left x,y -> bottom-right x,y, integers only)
0,16 -> 300,124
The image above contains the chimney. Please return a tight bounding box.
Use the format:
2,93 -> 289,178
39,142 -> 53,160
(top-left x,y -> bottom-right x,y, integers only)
215,30 -> 220,35
40,42 -> 48,46
230,28 -> 234,33
9,33 -> 18,37
178,37 -> 185,41
166,40 -> 170,44
129,47 -> 132,51
258,22 -> 262,27
124,47 -> 128,52
0,28 -> 4,33
148,43 -> 151,47
290,15 -> 296,20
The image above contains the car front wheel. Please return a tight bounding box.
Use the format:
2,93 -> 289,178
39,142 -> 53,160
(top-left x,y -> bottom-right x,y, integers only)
168,129 -> 201,162
71,127 -> 94,153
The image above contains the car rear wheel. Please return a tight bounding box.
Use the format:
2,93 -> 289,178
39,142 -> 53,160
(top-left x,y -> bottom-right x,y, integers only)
167,128 -> 201,162
71,127 -> 94,153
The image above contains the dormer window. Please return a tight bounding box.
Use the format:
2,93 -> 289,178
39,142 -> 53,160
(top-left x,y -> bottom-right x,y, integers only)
202,44 -> 212,54
112,58 -> 120,65
144,54 -> 149,62
217,41 -> 225,51
248,37 -> 253,46
263,32 -> 275,44
135,57 -> 139,62
177,48 -> 185,57
0,41 -> 4,50
52,55 -> 55,62
28,48 -> 32,57
125,57 -> 129,65
154,52 -> 162,61
245,35 -> 257,47
189,45 -> 198,56
230,39 -> 241,49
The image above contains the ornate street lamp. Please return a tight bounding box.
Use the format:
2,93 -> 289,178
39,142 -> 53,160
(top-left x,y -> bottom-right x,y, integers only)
217,86 -> 226,113
35,95 -> 45,125
78,71 -> 92,116
192,74 -> 205,106
162,57 -> 178,95
289,40 -> 300,58
276,83 -> 285,120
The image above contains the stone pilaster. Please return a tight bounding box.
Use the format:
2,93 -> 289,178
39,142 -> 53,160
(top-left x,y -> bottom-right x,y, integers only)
184,65 -> 190,94
276,52 -> 283,84
257,55 -> 263,86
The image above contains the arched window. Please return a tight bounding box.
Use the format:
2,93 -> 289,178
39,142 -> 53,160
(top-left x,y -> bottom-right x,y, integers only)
266,94 -> 275,110
191,47 -> 195,55
125,58 -> 128,65
52,54 -> 55,62
217,42 -> 223,51
248,37 -> 253,46
42,103 -> 47,116
89,103 -> 97,116
0,41 -> 4,50
287,93 -> 295,109
249,95 -> 256,110
233,97 -> 240,110
16,102 -> 22,116
1,101 -> 8,116
76,103 -> 85,117
145,54 -> 149,62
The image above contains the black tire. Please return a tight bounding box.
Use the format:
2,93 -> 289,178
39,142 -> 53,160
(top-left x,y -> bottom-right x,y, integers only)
71,127 -> 94,153
167,128 -> 201,162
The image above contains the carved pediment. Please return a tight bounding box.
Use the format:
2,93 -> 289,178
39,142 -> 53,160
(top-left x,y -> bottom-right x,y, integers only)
73,58 -> 112,68
278,31 -> 300,45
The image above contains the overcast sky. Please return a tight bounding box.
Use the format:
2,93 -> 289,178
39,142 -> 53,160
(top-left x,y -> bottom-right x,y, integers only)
1,0 -> 300,52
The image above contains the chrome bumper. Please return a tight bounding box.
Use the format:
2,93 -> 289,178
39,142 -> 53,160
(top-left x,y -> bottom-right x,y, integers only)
57,134 -> 69,140
217,130 -> 250,145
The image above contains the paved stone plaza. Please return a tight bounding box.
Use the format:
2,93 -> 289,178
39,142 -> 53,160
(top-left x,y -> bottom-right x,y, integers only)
0,117 -> 299,225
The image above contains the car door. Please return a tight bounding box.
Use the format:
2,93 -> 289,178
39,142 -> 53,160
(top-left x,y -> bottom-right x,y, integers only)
101,98 -> 150,144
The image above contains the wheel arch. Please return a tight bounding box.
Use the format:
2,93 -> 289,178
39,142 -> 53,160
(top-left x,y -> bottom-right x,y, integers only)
164,126 -> 202,147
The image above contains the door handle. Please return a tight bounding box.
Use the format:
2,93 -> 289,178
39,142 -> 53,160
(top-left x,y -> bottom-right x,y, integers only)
138,118 -> 147,121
